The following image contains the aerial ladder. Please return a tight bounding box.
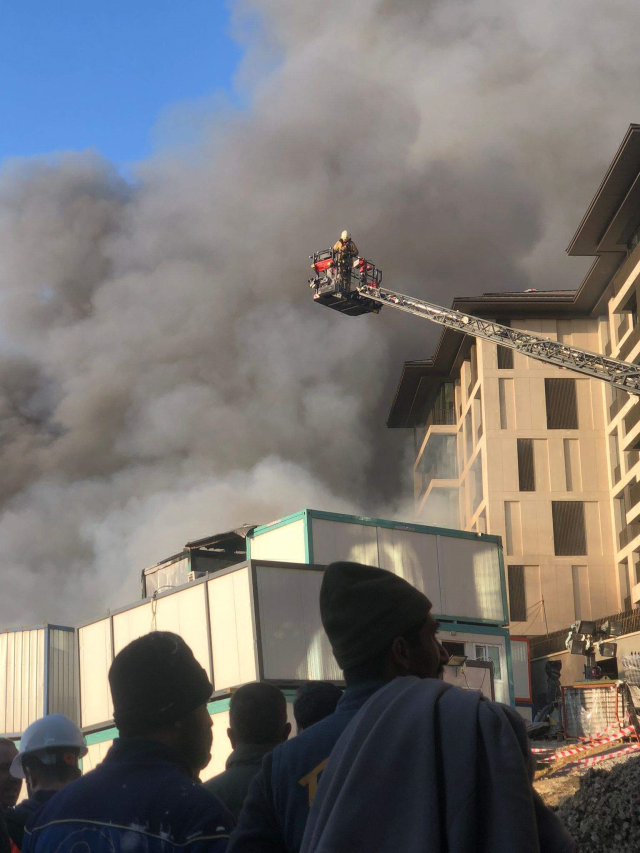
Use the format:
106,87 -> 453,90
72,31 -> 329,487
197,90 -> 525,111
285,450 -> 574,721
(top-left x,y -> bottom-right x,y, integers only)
309,247 -> 640,396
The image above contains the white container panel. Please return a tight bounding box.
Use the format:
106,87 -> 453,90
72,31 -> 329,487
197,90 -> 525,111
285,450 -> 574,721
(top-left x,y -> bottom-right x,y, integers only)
311,518 -> 379,567
510,638 -> 531,702
0,629 -> 45,735
376,527 -> 441,611
79,619 -> 113,728
437,536 -> 504,623
154,585 -> 211,678
48,628 -> 78,721
112,603 -> 153,656
256,566 -> 342,682
440,627 -> 510,705
250,520 -> 306,563
83,739 -> 113,773
208,568 -> 257,690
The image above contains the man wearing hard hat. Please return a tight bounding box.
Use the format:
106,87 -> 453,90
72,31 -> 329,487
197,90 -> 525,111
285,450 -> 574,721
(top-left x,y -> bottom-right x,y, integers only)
332,231 -> 358,288
5,715 -> 86,851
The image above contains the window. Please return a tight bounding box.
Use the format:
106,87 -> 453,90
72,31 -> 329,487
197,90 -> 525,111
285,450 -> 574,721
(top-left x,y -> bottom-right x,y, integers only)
508,565 -> 526,622
497,345 -> 514,369
475,644 -> 502,680
545,378 -> 578,429
442,641 -> 465,658
552,501 -> 587,556
517,439 -> 535,491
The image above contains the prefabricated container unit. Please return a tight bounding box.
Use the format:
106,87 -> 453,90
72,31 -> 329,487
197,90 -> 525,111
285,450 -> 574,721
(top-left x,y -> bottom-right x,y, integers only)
0,625 -> 77,737
78,557 -> 514,739
141,526 -> 254,598
247,511 -> 507,627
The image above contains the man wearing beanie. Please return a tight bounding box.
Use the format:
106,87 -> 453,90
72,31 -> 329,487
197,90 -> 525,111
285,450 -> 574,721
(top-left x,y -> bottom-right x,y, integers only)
23,632 -> 233,853
229,561 -> 449,853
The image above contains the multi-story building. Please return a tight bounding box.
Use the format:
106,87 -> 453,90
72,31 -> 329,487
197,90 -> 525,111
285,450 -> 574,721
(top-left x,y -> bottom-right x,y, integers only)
388,123 -> 640,636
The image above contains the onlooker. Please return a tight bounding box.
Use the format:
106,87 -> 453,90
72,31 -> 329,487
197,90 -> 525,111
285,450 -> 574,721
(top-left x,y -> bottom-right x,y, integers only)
205,683 -> 291,819
293,683 -> 342,733
301,676 -> 576,853
229,561 -> 449,853
0,740 -> 21,811
0,806 -> 10,853
5,714 -> 86,850
23,631 -> 234,852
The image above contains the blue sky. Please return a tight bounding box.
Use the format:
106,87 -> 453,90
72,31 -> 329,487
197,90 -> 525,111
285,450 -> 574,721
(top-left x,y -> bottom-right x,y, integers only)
0,1 -> 241,166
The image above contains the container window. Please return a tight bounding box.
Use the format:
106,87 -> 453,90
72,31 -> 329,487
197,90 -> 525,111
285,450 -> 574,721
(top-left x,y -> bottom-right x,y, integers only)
475,644 -> 502,681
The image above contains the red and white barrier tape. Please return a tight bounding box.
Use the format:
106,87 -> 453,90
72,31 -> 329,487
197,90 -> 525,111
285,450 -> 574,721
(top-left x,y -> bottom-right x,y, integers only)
534,726 -> 637,763
578,724 -> 618,742
576,742 -> 640,769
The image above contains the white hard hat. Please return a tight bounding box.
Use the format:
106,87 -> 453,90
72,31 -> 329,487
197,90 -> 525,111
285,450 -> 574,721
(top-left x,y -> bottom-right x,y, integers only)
10,714 -> 87,779
341,230 -> 350,241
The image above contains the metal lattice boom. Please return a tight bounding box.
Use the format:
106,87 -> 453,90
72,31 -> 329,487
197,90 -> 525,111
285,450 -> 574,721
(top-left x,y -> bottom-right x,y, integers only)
356,284 -> 640,396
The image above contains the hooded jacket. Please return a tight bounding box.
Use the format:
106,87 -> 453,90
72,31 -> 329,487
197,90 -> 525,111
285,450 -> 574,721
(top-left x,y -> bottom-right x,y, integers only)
205,744 -> 275,821
22,738 -> 233,853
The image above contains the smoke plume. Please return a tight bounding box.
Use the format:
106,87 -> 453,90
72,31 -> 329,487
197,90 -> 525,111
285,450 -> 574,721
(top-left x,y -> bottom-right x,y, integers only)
0,0 -> 638,625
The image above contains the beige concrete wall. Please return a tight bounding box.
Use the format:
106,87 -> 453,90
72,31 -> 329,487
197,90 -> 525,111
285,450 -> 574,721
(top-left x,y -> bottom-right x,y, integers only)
415,319 -> 619,636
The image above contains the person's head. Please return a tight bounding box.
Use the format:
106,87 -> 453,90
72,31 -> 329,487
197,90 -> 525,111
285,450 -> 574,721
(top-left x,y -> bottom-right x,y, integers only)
341,230 -> 350,242
109,631 -> 213,774
21,753 -> 81,796
10,714 -> 86,797
320,561 -> 449,686
228,683 -> 291,750
293,682 -> 343,732
0,738 -> 21,808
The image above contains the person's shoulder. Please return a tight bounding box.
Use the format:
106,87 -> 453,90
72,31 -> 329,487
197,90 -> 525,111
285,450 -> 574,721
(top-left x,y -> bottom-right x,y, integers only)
270,712 -> 349,769
203,768 -> 230,795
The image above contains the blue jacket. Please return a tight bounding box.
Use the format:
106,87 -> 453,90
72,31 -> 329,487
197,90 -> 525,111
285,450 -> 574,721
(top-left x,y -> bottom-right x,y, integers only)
22,738 -> 234,853
228,681 -> 384,853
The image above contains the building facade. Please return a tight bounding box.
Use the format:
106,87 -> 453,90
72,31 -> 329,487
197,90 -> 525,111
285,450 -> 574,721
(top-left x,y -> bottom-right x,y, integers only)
388,124 -> 640,636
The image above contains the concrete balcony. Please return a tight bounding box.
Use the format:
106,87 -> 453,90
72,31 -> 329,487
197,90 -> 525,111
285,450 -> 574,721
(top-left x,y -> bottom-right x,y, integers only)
619,521 -> 640,550
622,402 -> 640,451
618,322 -> 640,362
625,480 -> 640,524
632,580 -> 640,608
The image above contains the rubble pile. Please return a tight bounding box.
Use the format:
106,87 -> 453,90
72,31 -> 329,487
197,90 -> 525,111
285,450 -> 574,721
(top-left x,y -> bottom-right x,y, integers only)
558,754 -> 640,852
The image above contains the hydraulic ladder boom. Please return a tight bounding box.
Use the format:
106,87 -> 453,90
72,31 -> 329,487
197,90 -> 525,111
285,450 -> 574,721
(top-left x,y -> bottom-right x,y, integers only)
356,284 -> 640,396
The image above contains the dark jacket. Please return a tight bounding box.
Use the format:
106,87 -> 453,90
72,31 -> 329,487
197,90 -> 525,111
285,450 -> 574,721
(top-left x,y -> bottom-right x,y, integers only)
301,677 -> 575,853
0,807 -> 10,853
228,681 -> 384,853
22,738 -> 234,853
205,744 -> 274,820
6,791 -> 57,850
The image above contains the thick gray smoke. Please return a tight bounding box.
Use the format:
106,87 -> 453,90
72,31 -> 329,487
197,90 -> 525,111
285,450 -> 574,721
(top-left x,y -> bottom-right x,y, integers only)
0,0 -> 638,625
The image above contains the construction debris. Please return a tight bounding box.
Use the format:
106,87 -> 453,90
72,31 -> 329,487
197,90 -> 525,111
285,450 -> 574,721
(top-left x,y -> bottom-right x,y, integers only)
557,754 -> 640,853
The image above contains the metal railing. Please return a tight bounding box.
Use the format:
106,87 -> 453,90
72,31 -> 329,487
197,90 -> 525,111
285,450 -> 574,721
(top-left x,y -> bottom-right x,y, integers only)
530,607 -> 640,658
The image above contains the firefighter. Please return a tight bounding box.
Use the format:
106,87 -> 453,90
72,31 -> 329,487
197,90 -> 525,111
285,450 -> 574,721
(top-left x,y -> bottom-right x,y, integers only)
333,231 -> 358,259
332,231 -> 358,288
